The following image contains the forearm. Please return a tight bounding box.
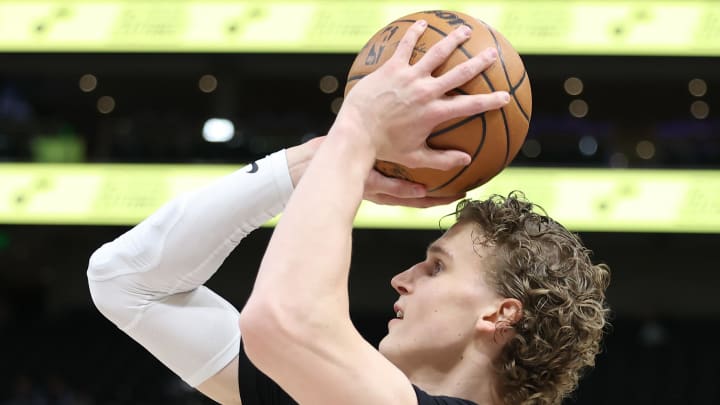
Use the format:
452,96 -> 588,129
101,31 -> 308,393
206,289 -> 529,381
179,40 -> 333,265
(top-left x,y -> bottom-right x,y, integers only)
87,149 -> 294,387
87,150 -> 294,289
237,21 -> 511,405
248,126 -> 375,324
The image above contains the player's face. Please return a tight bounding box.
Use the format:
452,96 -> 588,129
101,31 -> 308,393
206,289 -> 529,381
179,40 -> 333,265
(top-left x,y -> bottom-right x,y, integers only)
379,222 -> 502,370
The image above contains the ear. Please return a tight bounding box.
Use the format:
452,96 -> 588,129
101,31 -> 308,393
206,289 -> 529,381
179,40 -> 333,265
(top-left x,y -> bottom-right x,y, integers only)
497,298 -> 523,324
477,298 -> 523,343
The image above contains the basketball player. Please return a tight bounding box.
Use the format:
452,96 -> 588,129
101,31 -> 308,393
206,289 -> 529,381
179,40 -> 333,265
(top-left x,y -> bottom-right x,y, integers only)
88,21 -> 609,405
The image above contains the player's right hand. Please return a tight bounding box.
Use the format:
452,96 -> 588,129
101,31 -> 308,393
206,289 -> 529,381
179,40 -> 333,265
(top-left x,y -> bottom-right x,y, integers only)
336,19 -> 509,171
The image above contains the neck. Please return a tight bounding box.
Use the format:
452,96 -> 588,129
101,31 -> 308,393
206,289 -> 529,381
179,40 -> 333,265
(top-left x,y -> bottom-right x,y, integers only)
403,349 -> 503,405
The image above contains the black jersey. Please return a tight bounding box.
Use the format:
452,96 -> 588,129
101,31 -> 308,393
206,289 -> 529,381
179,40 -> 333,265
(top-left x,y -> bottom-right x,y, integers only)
238,340 -> 478,405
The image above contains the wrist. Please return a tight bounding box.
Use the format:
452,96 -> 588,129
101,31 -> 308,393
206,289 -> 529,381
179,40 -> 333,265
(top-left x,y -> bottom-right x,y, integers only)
286,136 -> 324,187
327,110 -> 379,161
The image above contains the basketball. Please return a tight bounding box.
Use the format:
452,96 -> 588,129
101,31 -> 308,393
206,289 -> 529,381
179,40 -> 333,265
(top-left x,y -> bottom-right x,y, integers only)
345,10 -> 532,197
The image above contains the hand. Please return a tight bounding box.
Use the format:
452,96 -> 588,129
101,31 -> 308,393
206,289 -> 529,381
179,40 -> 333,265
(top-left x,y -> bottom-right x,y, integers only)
336,20 -> 510,171
285,136 -> 324,187
286,136 -> 462,208
364,169 -> 464,208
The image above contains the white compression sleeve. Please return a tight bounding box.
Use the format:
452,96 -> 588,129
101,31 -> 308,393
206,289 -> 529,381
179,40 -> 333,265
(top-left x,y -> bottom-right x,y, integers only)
87,150 -> 293,387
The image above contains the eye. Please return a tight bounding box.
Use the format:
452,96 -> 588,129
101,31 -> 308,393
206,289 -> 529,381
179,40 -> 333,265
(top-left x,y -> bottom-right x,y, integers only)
430,260 -> 444,276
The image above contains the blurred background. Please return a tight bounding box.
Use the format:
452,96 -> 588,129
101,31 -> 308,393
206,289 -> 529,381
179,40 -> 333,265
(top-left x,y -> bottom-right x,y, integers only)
1,1 -> 719,404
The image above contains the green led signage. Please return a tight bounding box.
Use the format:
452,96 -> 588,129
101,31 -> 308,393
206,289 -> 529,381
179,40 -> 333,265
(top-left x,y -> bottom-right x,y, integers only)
1,163 -> 719,233
0,1 -> 718,56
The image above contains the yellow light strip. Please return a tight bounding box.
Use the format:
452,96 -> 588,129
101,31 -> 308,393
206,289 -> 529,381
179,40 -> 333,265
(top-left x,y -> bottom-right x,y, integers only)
0,1 -> 717,55
1,163 -> 719,233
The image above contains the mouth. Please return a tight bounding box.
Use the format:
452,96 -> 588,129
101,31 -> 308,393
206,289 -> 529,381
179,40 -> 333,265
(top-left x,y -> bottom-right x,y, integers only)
393,303 -> 404,320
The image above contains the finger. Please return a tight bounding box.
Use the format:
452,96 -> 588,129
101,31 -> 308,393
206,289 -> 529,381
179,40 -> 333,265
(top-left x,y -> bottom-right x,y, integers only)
391,20 -> 428,64
428,91 -> 510,121
405,147 -> 471,171
414,25 -> 472,74
369,193 -> 465,208
367,194 -> 421,207
434,47 -> 497,91
366,170 -> 426,198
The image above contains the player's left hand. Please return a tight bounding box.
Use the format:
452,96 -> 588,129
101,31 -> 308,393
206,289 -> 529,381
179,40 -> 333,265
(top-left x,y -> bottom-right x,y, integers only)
288,136 -> 462,207
364,169 -> 464,207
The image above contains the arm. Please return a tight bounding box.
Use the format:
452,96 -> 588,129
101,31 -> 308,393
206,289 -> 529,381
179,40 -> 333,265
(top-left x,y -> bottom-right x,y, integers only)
87,147 -> 303,404
86,134 -> 453,404
239,21 -> 508,405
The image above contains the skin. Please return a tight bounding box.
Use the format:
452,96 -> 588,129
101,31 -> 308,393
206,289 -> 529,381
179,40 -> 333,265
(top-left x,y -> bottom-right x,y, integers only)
380,222 -> 521,403
238,20 -> 519,405
195,133 -> 464,405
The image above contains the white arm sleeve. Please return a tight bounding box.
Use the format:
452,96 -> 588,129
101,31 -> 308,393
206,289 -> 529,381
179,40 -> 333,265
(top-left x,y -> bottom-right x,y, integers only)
87,150 -> 293,387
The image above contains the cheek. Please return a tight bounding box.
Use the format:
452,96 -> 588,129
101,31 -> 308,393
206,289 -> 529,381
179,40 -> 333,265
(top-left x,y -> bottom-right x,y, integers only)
415,309 -> 477,347
421,291 -> 481,331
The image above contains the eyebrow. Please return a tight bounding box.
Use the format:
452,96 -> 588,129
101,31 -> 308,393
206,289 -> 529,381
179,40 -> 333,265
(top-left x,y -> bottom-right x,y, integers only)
427,243 -> 453,262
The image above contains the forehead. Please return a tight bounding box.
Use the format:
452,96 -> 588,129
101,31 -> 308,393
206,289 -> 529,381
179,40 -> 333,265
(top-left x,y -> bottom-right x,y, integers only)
430,222 -> 491,263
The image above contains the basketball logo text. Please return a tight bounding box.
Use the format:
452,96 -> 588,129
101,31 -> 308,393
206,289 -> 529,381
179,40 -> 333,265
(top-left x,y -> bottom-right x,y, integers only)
365,25 -> 400,66
423,10 -> 473,29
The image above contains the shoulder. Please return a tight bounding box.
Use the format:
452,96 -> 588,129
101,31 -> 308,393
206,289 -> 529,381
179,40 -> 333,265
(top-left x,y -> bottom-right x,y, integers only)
413,385 -> 479,405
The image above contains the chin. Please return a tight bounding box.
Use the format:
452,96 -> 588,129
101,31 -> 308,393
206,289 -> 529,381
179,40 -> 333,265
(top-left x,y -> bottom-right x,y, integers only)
378,338 -> 415,374
378,335 -> 390,354
378,334 -> 399,358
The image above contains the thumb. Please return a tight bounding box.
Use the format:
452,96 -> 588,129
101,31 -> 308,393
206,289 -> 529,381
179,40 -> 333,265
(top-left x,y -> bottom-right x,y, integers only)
407,148 -> 471,171
366,170 -> 427,199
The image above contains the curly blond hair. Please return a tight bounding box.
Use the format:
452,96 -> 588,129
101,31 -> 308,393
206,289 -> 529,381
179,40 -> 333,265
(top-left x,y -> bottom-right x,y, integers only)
454,192 -> 610,405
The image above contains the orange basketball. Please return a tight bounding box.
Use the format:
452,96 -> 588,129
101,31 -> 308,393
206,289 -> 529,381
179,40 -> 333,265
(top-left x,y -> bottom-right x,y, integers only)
345,10 -> 532,197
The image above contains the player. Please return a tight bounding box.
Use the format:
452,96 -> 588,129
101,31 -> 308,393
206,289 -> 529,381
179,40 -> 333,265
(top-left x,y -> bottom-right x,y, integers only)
88,21 -> 609,405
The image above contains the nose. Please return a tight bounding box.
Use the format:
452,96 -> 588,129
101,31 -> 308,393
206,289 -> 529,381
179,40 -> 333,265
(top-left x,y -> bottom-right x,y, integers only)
390,264 -> 417,295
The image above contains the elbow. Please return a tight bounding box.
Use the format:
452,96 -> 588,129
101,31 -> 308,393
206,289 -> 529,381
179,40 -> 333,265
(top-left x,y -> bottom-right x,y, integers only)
87,279 -> 112,319
87,276 -> 119,324
239,290 -> 348,366
85,244 -> 134,327
238,299 -> 282,368
86,246 -> 113,314
238,293 -> 312,367
86,241 -> 119,284
238,295 -> 287,345
86,267 -> 126,324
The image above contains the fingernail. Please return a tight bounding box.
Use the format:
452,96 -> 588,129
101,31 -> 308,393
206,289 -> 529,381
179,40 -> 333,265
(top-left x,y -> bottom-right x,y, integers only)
413,186 -> 426,197
501,91 -> 510,103
459,25 -> 472,37
486,48 -> 497,59
417,19 -> 427,27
